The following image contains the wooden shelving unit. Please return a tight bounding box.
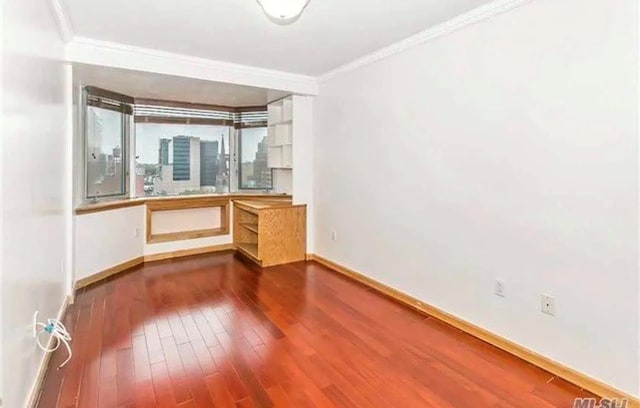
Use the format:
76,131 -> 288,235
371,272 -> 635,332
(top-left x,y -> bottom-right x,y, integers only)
233,199 -> 306,267
240,223 -> 259,234
236,242 -> 259,260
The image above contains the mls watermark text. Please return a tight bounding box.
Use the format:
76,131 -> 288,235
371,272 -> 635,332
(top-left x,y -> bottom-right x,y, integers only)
573,398 -> 629,408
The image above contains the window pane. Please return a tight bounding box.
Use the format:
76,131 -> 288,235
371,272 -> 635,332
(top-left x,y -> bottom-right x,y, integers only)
135,123 -> 230,196
239,127 -> 272,190
86,106 -> 125,198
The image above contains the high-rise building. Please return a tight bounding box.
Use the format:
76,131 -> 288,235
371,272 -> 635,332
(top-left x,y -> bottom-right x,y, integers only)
158,138 -> 170,165
154,136 -> 201,195
215,137 -> 229,191
173,136 -> 192,181
200,140 -> 219,187
250,136 -> 272,188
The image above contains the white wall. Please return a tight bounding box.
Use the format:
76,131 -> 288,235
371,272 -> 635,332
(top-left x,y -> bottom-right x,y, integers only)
74,205 -> 233,280
1,0 -> 71,406
64,67 -> 75,302
72,82 -> 84,208
151,207 -> 221,234
74,206 -> 145,279
315,0 -> 639,397
292,95 -> 315,252
143,205 -> 232,257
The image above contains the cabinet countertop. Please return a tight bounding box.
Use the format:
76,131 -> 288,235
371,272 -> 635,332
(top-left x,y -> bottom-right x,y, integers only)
233,200 -> 306,211
75,193 -> 292,215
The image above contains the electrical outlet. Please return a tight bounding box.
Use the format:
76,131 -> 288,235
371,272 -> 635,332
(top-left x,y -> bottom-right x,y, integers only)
331,231 -> 337,241
541,294 -> 555,316
135,227 -> 140,237
494,279 -> 505,297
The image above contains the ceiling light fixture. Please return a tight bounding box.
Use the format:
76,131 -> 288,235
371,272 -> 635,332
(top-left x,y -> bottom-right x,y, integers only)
257,0 -> 310,24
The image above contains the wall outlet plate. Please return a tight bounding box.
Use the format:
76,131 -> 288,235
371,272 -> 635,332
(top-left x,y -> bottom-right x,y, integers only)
541,294 -> 555,316
331,231 -> 337,241
494,279 -> 505,297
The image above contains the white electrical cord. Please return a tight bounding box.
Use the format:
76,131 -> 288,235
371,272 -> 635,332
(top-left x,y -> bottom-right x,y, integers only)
34,313 -> 73,369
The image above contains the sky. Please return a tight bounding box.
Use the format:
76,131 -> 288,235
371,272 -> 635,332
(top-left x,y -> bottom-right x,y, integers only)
239,127 -> 269,162
91,108 -> 122,152
135,123 -> 231,164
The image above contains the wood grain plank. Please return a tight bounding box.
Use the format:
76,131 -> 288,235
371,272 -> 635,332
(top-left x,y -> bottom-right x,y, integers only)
37,252 -> 598,408
160,336 -> 193,404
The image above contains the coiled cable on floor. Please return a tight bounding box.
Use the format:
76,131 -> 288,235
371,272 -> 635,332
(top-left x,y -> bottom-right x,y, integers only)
35,315 -> 73,369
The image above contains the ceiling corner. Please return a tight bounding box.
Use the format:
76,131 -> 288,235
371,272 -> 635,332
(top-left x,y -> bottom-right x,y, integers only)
318,0 -> 532,83
66,37 -> 320,96
49,0 -> 75,43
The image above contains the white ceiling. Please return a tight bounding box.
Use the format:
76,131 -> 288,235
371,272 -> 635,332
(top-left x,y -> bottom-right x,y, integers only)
63,0 -> 493,76
74,63 -> 287,106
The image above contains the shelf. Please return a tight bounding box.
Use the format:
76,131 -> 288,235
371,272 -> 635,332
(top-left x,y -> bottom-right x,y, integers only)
241,223 -> 259,234
267,126 -> 276,145
275,123 -> 292,145
282,144 -> 292,167
267,96 -> 294,179
268,97 -> 292,124
282,98 -> 293,122
268,141 -> 292,168
236,242 -> 259,260
268,103 -> 282,124
267,146 -> 282,168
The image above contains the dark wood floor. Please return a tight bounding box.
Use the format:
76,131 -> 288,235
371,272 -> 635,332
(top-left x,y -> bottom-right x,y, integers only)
37,251 -> 594,407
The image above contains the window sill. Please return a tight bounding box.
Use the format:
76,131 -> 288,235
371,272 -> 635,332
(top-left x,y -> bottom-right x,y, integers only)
75,193 -> 292,215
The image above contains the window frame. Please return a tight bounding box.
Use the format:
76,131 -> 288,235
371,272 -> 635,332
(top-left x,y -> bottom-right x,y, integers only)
83,88 -> 131,201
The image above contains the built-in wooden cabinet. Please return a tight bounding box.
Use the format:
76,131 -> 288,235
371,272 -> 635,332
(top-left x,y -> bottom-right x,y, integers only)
233,199 -> 306,267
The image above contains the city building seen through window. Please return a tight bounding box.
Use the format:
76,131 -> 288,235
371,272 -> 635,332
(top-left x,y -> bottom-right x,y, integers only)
239,127 -> 273,190
135,123 -> 231,196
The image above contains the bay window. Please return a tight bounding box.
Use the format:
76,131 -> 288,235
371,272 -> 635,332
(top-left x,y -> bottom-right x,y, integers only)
82,87 -> 268,201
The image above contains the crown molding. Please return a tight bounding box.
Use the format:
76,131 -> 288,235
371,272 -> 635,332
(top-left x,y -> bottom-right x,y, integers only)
65,37 -> 319,95
60,0 -> 530,93
49,0 -> 74,43
319,0 -> 532,83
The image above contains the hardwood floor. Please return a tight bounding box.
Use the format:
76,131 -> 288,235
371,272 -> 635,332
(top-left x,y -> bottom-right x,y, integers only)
37,252 -> 595,407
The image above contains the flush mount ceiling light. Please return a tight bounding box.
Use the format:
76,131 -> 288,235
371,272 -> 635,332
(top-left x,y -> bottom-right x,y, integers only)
257,0 -> 310,24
